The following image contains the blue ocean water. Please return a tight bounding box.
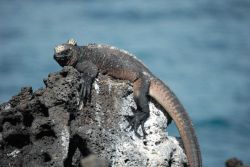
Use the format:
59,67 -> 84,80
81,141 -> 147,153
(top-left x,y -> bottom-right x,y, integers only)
0,0 -> 250,166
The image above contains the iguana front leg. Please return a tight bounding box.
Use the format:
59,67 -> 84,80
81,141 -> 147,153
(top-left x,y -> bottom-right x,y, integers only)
75,61 -> 98,105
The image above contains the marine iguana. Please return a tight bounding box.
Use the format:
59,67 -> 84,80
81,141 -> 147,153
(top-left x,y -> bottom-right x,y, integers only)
54,39 -> 202,167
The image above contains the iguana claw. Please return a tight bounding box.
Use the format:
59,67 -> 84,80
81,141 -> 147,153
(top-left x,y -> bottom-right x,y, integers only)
125,107 -> 149,139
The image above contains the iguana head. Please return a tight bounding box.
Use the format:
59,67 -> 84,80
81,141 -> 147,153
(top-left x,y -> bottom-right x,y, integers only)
54,38 -> 79,67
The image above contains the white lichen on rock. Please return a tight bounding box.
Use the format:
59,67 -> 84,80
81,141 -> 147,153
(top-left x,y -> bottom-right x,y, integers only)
94,79 -> 100,94
86,75 -> 187,167
111,92 -> 187,167
61,127 -> 70,160
7,149 -> 20,158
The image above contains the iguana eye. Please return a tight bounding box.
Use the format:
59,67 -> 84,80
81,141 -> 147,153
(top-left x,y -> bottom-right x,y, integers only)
61,49 -> 71,55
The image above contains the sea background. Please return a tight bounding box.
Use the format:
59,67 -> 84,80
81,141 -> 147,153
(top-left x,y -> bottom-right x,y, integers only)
0,0 -> 250,166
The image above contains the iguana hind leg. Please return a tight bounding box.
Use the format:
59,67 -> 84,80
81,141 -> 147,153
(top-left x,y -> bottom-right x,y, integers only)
126,76 -> 150,138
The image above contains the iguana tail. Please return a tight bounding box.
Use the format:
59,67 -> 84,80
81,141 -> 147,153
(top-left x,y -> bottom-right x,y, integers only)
149,78 -> 202,167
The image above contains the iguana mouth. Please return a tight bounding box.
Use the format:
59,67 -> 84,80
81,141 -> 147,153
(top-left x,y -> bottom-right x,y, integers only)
53,53 -> 69,67
53,44 -> 73,66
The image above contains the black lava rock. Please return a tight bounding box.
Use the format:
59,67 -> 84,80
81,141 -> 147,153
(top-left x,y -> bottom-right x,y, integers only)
0,66 -> 187,167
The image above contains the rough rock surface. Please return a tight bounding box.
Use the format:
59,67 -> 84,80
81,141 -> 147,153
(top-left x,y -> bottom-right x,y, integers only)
0,66 -> 187,167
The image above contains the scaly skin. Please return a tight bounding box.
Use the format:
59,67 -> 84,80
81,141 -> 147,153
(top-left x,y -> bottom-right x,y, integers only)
54,39 -> 202,167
